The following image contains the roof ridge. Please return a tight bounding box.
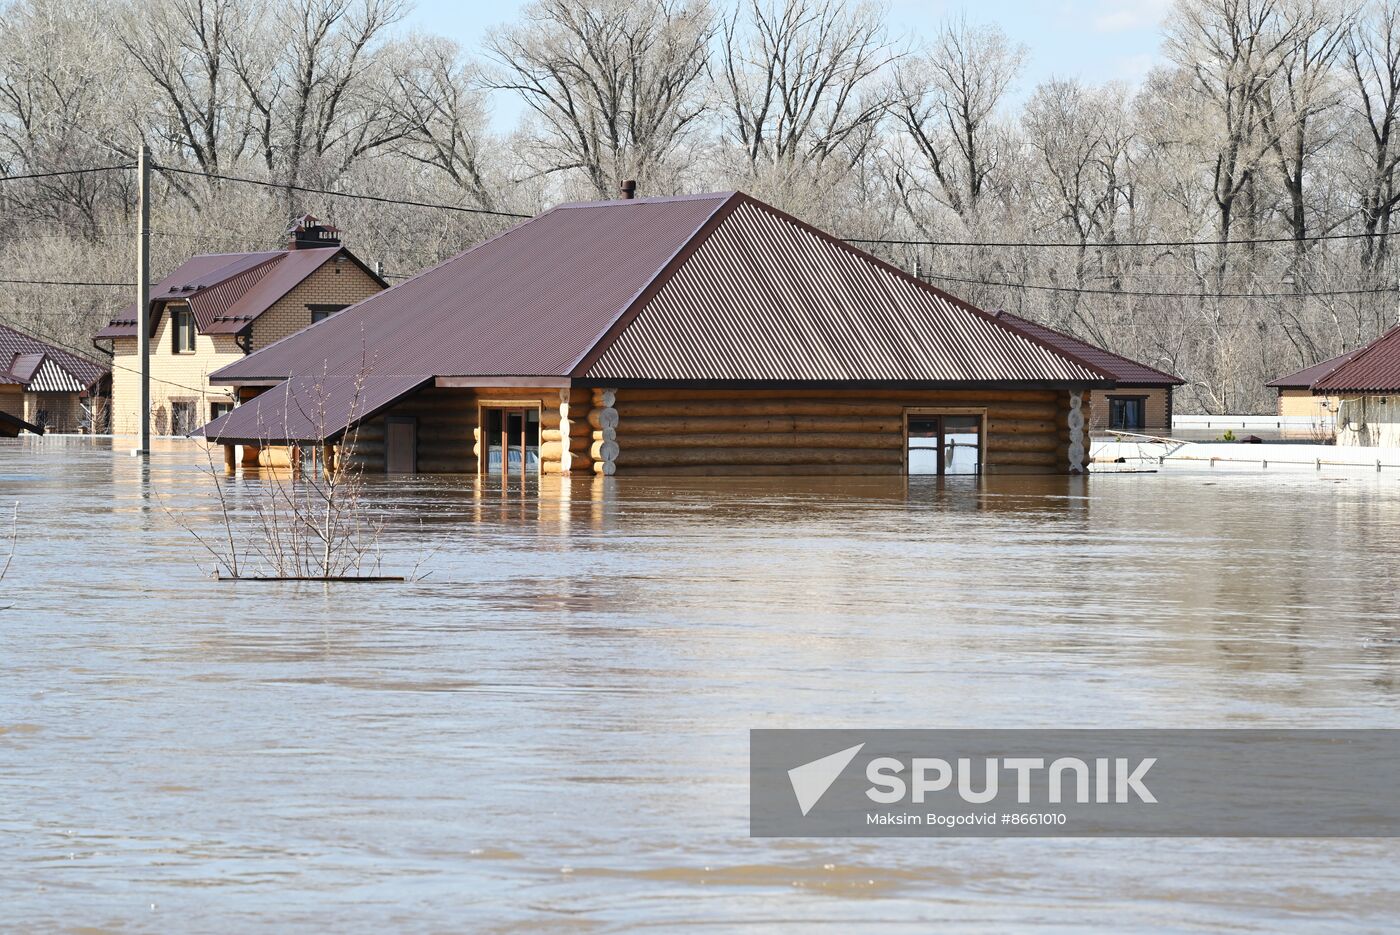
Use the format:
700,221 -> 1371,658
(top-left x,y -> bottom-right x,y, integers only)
1314,323 -> 1400,390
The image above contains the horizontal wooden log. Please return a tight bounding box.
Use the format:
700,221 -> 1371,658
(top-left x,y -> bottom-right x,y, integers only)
591,439 -> 620,462
611,400 -> 1006,419
539,440 -> 564,461
587,407 -> 620,430
987,419 -> 1058,435
986,432 -> 1060,453
623,431 -> 902,450
619,415 -> 905,435
617,463 -> 907,476
606,388 -> 1059,403
616,446 -> 905,467
987,449 -> 1058,466
542,428 -> 563,442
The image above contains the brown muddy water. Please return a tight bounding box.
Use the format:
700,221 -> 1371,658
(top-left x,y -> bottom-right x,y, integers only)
2,436 -> 1400,932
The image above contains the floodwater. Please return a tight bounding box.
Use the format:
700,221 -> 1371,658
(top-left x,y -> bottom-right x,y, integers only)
3,436 -> 1400,932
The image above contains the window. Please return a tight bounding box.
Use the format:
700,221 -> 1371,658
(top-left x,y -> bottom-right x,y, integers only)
1108,396 -> 1147,431
906,412 -> 983,476
309,304 -> 349,324
170,400 -> 197,435
172,306 -> 196,353
480,406 -> 540,478
210,402 -> 233,421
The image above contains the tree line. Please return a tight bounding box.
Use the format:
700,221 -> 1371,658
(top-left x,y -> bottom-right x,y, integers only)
1,0 -> 1397,414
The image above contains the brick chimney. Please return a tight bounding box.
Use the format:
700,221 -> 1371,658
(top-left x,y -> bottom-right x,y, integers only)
619,179 -> 637,200
287,214 -> 341,250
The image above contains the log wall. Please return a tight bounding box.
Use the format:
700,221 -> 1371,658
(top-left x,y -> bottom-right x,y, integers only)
593,388 -> 1076,476
345,385 -> 592,475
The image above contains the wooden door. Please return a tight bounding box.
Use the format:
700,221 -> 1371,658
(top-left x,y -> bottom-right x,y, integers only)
385,416 -> 417,473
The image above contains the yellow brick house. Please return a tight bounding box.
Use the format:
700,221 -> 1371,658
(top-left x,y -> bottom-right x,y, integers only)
95,216 -> 385,436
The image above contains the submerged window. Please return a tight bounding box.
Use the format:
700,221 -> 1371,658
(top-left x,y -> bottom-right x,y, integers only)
1108,396 -> 1147,431
481,406 -> 540,478
172,306 -> 196,353
906,413 -> 982,476
170,400 -> 197,435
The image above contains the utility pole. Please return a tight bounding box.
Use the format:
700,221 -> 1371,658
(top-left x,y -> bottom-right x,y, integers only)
135,144 -> 151,456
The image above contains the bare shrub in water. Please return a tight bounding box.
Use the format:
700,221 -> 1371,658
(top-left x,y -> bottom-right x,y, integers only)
162,366 -> 398,580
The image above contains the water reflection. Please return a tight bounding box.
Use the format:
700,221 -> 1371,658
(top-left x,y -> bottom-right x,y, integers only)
2,436 -> 1400,932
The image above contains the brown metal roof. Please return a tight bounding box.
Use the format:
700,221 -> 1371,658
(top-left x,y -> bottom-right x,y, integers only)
95,247 -> 379,339
194,374 -> 431,444
0,322 -> 108,392
212,191 -> 1111,387
1266,349 -> 1360,389
0,408 -> 43,436
989,311 -> 1183,387
584,200 -> 1110,383
212,193 -> 734,382
1312,326 -> 1400,393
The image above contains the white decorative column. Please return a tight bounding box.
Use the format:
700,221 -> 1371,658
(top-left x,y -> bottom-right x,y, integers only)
1067,391 -> 1087,474
559,388 -> 573,475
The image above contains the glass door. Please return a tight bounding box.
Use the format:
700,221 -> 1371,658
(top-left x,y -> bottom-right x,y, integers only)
906,413 -> 982,476
482,406 -> 540,478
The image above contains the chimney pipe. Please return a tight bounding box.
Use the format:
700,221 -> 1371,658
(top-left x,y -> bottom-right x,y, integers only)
619,179 -> 637,200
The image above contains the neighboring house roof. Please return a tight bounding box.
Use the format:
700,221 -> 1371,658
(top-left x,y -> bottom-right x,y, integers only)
200,191 -> 1116,443
95,246 -> 384,339
1312,325 -> 1400,393
1265,350 -> 1359,389
989,311 -> 1184,387
0,322 -> 109,394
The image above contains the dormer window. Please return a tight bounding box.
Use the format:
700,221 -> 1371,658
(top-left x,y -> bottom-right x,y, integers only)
172,306 -> 196,353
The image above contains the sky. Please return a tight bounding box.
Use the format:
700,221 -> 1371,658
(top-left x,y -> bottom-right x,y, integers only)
403,0 -> 1173,131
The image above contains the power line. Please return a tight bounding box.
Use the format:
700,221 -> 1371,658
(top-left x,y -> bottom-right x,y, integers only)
851,229 -> 1391,250
0,164 -> 133,183
5,319 -> 211,396
0,277 -> 130,287
919,271 -> 1400,300
152,164 -> 531,219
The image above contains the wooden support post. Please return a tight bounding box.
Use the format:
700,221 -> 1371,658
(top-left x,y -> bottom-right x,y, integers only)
241,444 -> 260,466
223,444 -> 235,472
323,443 -> 336,478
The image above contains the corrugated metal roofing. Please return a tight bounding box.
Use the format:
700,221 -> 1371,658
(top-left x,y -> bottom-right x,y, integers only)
212,191 -> 1111,387
96,247 -> 351,338
0,408 -> 43,436
0,323 -> 108,392
989,311 -> 1183,387
585,200 -> 1108,383
211,193 -> 733,382
194,374 -> 432,443
1312,326 -> 1400,393
1265,349 -> 1359,389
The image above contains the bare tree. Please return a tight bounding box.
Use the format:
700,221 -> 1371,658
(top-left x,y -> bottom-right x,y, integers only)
1345,0 -> 1400,291
487,0 -> 716,197
718,0 -> 895,176
889,16 -> 1025,226
387,36 -> 496,208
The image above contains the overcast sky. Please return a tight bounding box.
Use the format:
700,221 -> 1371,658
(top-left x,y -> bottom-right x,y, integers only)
404,0 -> 1172,131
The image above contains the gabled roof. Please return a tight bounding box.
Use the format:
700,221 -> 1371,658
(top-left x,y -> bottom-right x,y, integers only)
0,323 -> 108,393
201,191 -> 1115,443
989,311 -> 1183,387
1266,349 -> 1358,389
1312,326 -> 1400,393
96,246 -> 383,339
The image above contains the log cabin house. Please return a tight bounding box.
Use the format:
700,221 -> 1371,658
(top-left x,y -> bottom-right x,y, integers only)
198,190 -> 1127,478
0,322 -> 110,434
95,216 -> 385,437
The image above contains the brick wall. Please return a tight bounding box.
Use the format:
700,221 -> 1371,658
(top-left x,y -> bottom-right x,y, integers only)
1088,387 -> 1171,435
108,256 -> 383,436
